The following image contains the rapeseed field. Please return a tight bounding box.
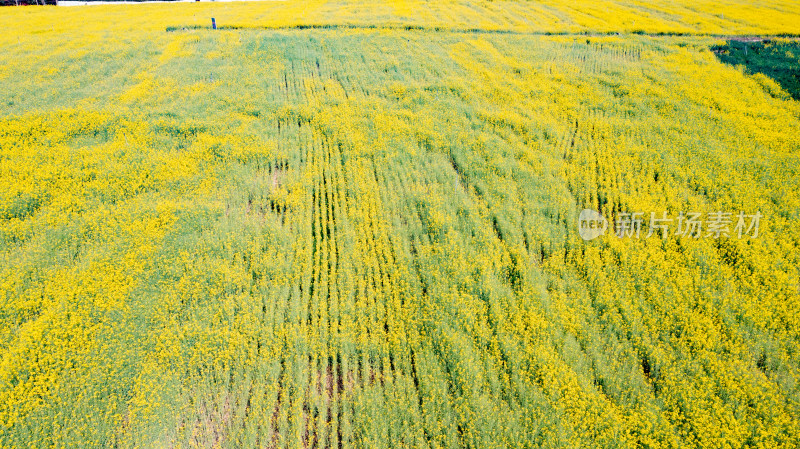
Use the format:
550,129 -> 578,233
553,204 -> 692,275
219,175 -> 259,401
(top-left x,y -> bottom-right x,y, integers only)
1,1 -> 799,448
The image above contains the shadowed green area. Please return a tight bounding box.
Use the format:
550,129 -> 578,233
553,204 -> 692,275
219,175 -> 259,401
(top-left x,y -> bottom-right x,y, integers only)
712,39 -> 800,100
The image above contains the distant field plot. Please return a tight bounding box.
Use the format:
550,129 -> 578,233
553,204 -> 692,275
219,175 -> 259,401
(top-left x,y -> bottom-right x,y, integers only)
1,1 -> 800,448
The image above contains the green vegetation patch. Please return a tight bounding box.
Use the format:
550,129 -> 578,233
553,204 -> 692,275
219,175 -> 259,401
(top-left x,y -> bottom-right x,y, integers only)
712,39 -> 800,100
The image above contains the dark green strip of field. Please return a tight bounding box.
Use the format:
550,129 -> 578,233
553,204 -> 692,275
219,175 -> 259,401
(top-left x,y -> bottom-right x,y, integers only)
712,39 -> 800,100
